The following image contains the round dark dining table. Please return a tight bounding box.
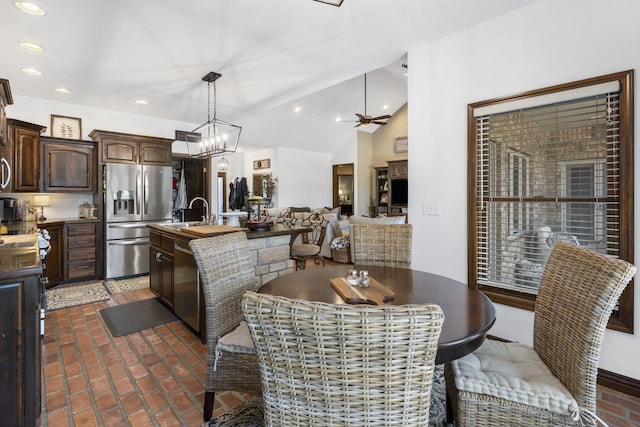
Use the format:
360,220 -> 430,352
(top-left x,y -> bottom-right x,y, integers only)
258,265 -> 496,364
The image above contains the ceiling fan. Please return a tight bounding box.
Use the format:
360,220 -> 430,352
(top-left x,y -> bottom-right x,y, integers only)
348,73 -> 391,128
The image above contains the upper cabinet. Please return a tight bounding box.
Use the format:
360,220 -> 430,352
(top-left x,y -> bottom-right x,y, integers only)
0,79 -> 13,147
7,119 -> 46,192
89,129 -> 173,166
388,160 -> 408,179
41,137 -> 96,192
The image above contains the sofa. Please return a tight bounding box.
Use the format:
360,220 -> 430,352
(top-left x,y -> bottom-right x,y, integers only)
259,207 -> 406,260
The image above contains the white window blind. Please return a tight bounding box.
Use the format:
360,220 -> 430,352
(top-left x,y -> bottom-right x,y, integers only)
474,91 -> 621,295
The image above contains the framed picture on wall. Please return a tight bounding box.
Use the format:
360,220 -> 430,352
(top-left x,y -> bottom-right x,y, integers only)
51,115 -> 82,139
394,136 -> 408,153
253,158 -> 271,170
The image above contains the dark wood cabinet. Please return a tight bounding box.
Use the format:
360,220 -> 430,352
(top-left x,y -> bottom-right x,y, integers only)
7,119 -> 46,192
39,222 -> 64,288
141,141 -> 173,166
0,78 -> 12,147
90,129 -> 173,166
41,137 -> 96,192
149,231 -> 174,308
388,159 -> 408,179
380,160 -> 407,218
0,264 -> 42,427
65,222 -> 98,282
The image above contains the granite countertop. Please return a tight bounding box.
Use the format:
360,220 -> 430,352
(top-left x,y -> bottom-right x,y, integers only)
0,234 -> 42,280
1,218 -> 100,236
148,222 -> 310,239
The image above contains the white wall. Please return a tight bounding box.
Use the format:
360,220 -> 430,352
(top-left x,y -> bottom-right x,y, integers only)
408,0 -> 640,379
276,147 -> 332,209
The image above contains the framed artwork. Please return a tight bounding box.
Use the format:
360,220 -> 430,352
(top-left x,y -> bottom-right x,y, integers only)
394,136 -> 408,153
253,158 -> 271,170
51,115 -> 82,139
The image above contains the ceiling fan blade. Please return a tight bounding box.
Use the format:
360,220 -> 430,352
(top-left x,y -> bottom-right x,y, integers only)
355,113 -> 365,120
354,123 -> 362,128
371,121 -> 388,125
371,115 -> 392,120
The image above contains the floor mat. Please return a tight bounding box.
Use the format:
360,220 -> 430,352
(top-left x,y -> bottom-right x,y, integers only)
46,282 -> 110,310
105,275 -> 150,294
99,297 -> 179,337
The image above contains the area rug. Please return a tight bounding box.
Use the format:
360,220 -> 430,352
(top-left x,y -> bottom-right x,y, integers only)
204,365 -> 450,427
99,297 -> 178,337
105,275 -> 150,294
46,282 -> 110,311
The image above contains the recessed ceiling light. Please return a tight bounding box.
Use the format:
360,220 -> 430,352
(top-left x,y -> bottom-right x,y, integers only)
54,87 -> 71,94
335,117 -> 342,122
14,2 -> 45,15
136,99 -> 149,105
382,104 -> 389,110
21,67 -> 42,76
294,106 -> 302,113
19,41 -> 44,52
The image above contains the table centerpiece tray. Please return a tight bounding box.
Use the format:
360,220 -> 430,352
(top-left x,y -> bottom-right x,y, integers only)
330,277 -> 394,305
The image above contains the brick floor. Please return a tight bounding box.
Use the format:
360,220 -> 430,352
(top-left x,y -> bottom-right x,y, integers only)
36,257 -> 640,426
37,286 -> 251,427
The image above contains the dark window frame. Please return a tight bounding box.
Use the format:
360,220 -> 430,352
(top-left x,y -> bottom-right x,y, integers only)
467,70 -> 635,333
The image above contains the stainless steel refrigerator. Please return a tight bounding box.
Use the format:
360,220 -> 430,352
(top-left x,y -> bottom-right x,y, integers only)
105,163 -> 172,279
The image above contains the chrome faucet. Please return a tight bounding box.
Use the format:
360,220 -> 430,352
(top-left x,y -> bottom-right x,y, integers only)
188,197 -> 209,224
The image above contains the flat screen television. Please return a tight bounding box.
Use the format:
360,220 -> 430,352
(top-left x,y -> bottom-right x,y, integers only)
391,179 -> 408,205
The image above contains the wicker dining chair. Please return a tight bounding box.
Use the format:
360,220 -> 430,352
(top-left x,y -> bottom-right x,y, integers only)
445,242 -> 636,426
241,291 -> 445,426
290,211 -> 327,270
189,232 -> 262,421
352,223 -> 413,268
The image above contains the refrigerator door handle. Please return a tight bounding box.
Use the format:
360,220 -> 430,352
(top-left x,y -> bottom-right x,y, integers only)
1,157 -> 10,190
144,169 -> 149,215
135,169 -> 141,215
108,223 -> 150,229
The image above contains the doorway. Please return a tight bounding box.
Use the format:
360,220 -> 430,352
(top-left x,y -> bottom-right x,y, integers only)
333,163 -> 354,216
217,172 -> 227,213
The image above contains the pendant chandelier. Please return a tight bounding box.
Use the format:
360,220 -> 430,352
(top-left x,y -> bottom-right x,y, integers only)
177,71 -> 241,159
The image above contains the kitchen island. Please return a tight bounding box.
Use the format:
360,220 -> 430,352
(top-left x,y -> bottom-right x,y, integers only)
147,222 -> 308,341
0,233 -> 43,427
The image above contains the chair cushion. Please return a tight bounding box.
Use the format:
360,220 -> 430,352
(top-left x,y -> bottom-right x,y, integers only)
203,397 -> 264,426
217,321 -> 256,355
451,339 -> 579,417
291,243 -> 321,257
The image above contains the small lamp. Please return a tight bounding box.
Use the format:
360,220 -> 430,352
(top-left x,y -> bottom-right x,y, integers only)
33,195 -> 50,223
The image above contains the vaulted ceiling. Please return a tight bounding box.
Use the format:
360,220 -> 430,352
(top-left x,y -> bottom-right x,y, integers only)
1,0 -> 538,153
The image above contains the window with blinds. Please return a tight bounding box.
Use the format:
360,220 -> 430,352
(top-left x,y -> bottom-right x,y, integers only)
468,70 -> 634,333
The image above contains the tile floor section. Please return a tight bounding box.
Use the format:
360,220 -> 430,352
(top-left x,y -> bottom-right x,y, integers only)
37,259 -> 640,427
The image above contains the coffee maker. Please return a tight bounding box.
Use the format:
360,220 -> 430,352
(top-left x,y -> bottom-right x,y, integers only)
0,197 -> 17,222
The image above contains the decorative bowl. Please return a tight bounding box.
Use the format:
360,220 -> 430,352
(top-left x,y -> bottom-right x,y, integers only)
246,220 -> 273,232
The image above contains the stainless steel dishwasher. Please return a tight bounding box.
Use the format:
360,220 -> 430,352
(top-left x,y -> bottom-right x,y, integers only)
173,241 -> 201,335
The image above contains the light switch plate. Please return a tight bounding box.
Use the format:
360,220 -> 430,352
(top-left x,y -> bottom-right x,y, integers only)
422,202 -> 441,216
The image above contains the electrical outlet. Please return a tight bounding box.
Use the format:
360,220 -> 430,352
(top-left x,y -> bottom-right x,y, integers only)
422,201 -> 441,216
